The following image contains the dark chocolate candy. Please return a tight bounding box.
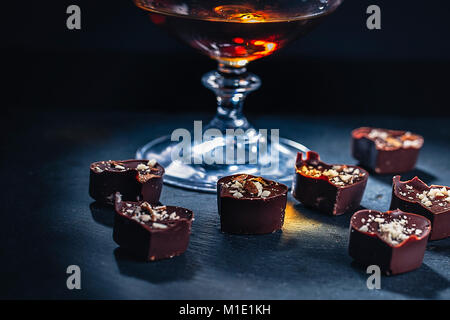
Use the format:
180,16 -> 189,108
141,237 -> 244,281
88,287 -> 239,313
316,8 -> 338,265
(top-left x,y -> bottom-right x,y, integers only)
113,193 -> 194,261
217,174 -> 288,234
89,159 -> 164,204
351,127 -> 424,174
349,209 -> 431,275
390,175 -> 450,240
292,151 -> 368,215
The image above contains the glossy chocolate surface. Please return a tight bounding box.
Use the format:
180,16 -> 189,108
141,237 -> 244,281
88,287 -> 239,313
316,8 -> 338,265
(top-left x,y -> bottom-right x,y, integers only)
292,151 -> 368,215
352,127 -> 424,174
113,193 -> 193,261
349,209 -> 431,275
89,159 -> 164,204
217,174 -> 288,234
390,175 -> 450,240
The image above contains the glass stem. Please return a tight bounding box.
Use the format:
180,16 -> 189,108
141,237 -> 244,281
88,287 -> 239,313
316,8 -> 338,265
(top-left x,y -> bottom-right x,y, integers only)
202,63 -> 261,132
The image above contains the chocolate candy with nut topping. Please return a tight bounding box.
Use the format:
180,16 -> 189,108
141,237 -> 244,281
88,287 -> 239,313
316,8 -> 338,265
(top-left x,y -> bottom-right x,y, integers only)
352,127 -> 424,174
292,151 -> 368,215
89,159 -> 164,204
349,209 -> 431,275
113,193 -> 194,261
217,174 -> 288,234
390,175 -> 450,240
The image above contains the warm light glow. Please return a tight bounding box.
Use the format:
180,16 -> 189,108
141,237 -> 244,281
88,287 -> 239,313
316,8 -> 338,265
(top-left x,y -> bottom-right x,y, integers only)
234,46 -> 247,55
251,40 -> 278,56
232,13 -> 265,23
237,59 -> 248,66
282,202 -> 321,233
214,5 -> 266,23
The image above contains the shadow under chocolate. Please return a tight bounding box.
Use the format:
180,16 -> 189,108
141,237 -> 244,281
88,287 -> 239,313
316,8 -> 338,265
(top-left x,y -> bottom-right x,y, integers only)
90,201 -> 115,227
113,247 -> 199,284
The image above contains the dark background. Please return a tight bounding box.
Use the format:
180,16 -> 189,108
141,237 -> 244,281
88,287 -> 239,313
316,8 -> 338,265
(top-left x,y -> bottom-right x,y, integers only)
3,0 -> 450,116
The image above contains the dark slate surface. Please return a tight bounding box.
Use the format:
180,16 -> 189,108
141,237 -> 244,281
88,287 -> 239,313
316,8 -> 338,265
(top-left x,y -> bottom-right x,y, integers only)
1,111 -> 449,299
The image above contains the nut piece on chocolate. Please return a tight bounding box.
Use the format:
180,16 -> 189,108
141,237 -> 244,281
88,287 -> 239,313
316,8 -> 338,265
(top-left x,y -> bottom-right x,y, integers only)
217,174 -> 288,234
390,175 -> 450,240
292,151 -> 368,216
89,159 -> 164,204
349,209 -> 431,275
352,127 -> 424,174
113,193 -> 194,261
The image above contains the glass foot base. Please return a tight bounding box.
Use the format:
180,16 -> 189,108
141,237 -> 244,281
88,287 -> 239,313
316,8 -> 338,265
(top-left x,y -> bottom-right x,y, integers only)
136,135 -> 309,193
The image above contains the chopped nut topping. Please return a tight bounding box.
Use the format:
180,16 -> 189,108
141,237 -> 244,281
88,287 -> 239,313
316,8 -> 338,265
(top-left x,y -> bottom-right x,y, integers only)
152,223 -> 168,229
359,225 -> 369,232
233,192 -> 244,199
136,163 -> 149,171
367,129 -> 422,149
233,174 -> 248,182
299,164 -> 365,186
379,220 -> 410,245
141,202 -> 155,214
385,137 -> 403,148
147,159 -> 157,167
358,213 -> 424,245
93,166 -> 104,173
261,190 -> 271,198
121,201 -> 180,227
93,160 -> 163,175
243,180 -> 259,195
224,175 -> 280,199
249,177 -> 268,186
400,185 -> 450,209
169,212 -> 179,220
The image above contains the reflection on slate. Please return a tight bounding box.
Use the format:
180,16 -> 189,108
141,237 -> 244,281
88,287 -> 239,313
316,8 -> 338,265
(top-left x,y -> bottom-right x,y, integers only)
292,203 -> 357,229
114,247 -> 198,284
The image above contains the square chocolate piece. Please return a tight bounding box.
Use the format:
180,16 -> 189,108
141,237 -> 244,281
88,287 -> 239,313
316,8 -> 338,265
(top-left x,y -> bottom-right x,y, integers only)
113,193 -> 194,261
292,151 -> 368,215
349,209 -> 431,275
217,174 -> 288,234
390,175 -> 450,240
352,127 -> 424,174
89,159 -> 164,204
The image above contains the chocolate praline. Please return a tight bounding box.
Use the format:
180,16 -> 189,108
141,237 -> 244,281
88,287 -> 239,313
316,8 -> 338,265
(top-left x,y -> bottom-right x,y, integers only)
89,159 -> 164,204
113,193 -> 194,261
349,209 -> 431,275
390,175 -> 450,240
351,127 -> 424,174
292,151 -> 368,215
217,174 -> 288,235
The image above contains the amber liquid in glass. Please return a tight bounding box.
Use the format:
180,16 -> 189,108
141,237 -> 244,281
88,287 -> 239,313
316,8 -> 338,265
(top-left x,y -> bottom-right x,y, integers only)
135,2 -> 329,66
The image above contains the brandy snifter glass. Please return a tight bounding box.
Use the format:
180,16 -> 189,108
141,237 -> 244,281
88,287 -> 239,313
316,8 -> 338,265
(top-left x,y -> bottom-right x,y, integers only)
135,0 -> 344,192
